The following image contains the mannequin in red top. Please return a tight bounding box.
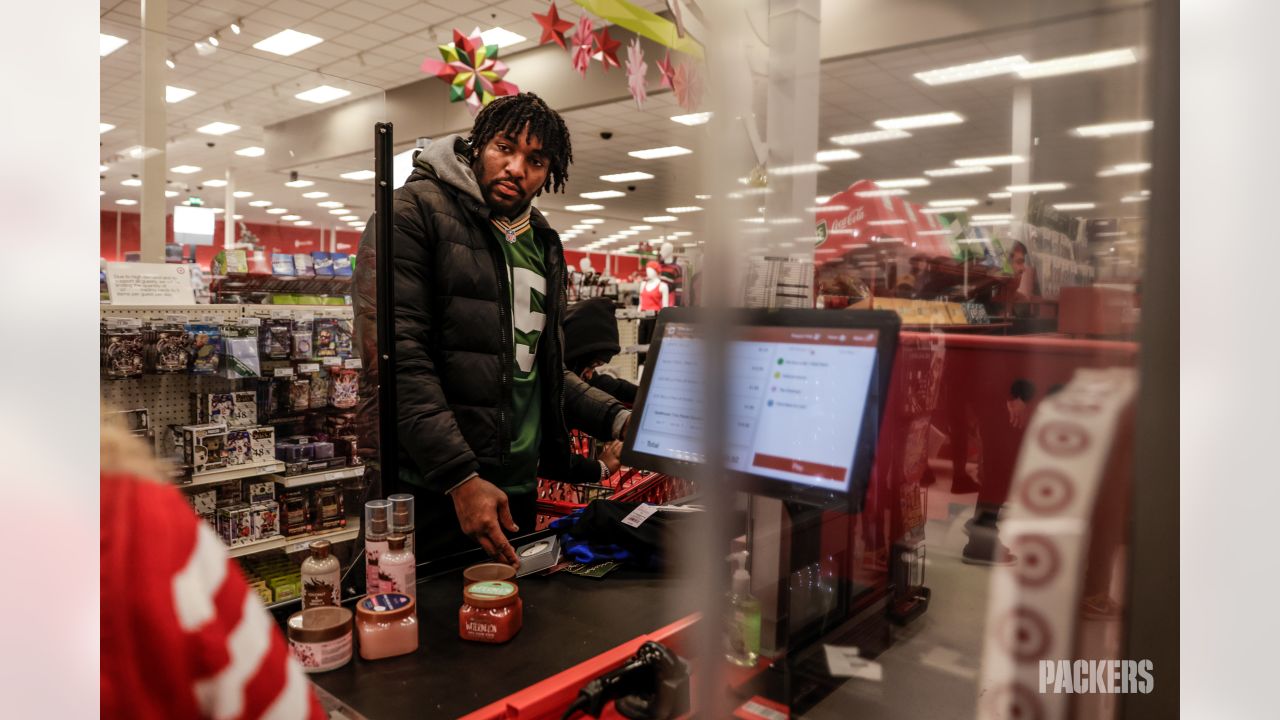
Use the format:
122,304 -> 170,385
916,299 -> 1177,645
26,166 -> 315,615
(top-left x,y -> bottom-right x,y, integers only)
639,260 -> 669,312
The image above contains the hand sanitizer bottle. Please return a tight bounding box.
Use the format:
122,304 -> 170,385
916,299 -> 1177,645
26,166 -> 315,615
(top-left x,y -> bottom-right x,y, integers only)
725,551 -> 761,666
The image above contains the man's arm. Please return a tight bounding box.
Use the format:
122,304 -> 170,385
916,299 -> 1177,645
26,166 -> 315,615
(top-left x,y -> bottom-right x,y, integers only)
563,369 -> 631,440
587,371 -> 638,405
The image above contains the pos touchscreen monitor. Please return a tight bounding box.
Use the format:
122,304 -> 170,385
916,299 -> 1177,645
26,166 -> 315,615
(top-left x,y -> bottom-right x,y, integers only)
620,308 -> 900,506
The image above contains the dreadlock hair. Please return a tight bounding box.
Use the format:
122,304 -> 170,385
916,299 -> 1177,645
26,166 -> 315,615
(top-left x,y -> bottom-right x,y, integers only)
466,92 -> 574,194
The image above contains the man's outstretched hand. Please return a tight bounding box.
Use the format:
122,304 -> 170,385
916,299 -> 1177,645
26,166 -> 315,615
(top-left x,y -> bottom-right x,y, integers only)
451,476 -> 520,567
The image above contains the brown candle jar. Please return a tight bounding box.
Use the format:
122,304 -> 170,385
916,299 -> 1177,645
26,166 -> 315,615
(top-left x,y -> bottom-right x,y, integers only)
459,581 -> 522,643
463,562 -> 516,585
286,606 -> 353,673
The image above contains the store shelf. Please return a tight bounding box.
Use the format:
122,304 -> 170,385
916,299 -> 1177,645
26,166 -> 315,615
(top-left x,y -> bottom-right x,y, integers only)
227,519 -> 360,559
211,273 -> 352,297
179,461 -> 286,488
265,464 -> 366,489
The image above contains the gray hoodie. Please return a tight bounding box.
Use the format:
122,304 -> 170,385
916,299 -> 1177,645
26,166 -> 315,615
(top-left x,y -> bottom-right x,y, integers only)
413,134 -> 486,209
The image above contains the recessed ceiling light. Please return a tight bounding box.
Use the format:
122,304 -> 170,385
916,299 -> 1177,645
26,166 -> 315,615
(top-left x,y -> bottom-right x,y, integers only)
340,215 -> 359,221
294,220 -> 313,226
267,208 -> 288,215
644,215 -> 678,222
1097,162 -> 1151,177
170,165 -> 201,174
581,190 -> 626,200
571,224 -> 591,230
630,225 -> 653,231
1120,194 -> 1149,203
1072,120 -> 1153,137
1053,202 -> 1096,211
121,178 -> 142,187
628,146 -> 692,160
295,85 -> 352,104
913,55 -> 1029,85
988,191 -> 1012,199
282,214 -> 301,221
874,112 -> 964,130
475,27 -> 527,48
875,178 -> 929,188
328,208 -> 349,215
100,123 -> 115,134
829,129 -> 911,146
672,231 -> 692,237
233,214 -> 243,220
164,190 -> 179,198
285,179 -> 315,188
340,170 -> 375,181
248,200 -> 272,207
1006,182 -> 1067,193
317,201 -> 343,208
867,219 -> 907,226
115,199 -> 137,206
197,121 -> 240,136
970,218 -> 1012,226
694,194 -> 712,200
771,163 -> 828,176
203,179 -> 227,187
925,166 -> 992,177
566,203 -> 605,212
670,112 -> 712,126
665,206 -> 702,213
920,207 -> 967,214
99,164 -> 108,172
302,191 -> 329,199
233,190 -> 253,198
971,213 -> 1014,221
815,148 -> 861,163
600,171 -> 654,183
235,146 -> 266,157
955,155 -> 1024,167
253,29 -> 324,57
1017,48 -> 1138,79
855,188 -> 909,198
165,86 -> 196,103
617,230 -> 638,236
101,33 -> 129,56
582,218 -> 606,225
928,198 -> 980,207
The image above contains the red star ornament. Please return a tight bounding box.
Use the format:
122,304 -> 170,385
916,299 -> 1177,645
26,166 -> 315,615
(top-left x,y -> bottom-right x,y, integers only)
656,52 -> 676,89
593,26 -> 622,71
533,2 -> 573,50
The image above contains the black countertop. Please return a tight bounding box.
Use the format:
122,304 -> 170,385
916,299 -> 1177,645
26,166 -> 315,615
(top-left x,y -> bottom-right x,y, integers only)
309,562 -> 690,719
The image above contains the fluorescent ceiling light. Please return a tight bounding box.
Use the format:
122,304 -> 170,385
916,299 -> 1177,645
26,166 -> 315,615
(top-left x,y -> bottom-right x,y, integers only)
340,170 -> 376,181
571,224 -> 591,230
115,199 -> 137,206
203,179 -> 227,187
1097,162 -> 1152,177
920,207 -> 966,215
1006,182 -> 1067,193
875,178 -> 929,188
294,220 -> 312,226
628,146 -> 692,160
339,215 -> 359,222
100,123 -> 115,134
581,218 -> 606,225
121,178 -> 142,187
328,209 -> 349,215
971,213 -> 1014,221
929,198 -> 979,207
617,230 -> 638,236
815,148 -> 861,163
267,208 -> 288,215
970,219 -> 1011,226
166,86 -> 196,103
282,214 -> 301,221
475,27 -> 527,48
665,206 -> 702,213
925,166 -> 992,177
581,190 -> 625,199
814,196 -> 831,204
317,201 -> 343,208
807,205 -> 848,213
988,191 -> 1012,199
600,171 -> 654,183
233,214 -> 243,220
1121,194 -> 1149,203
165,191 -> 179,198
302,191 -> 329,199
121,145 -> 160,160
100,33 -> 128,57
772,163 -> 828,176
867,219 -> 907,226
1053,202 -> 1096,211
233,190 -> 254,198
248,200 -> 272,207
253,29 -> 323,57
644,215 -> 677,222
1073,120 -> 1153,137
170,165 -> 201,174
197,122 -> 240,136
1017,48 -> 1138,79
672,231 -> 692,237
955,155 -> 1024,167
285,179 -> 315,188
99,164 -> 108,172
630,225 -> 652,231
917,230 -> 952,236
874,112 -> 964,130
856,188 -> 909,198
768,217 -> 803,225
671,112 -> 712,126
295,85 -> 351,104
913,55 -> 1029,85
829,129 -> 911,146
566,204 -> 605,212
694,194 -> 712,200
235,146 -> 266,158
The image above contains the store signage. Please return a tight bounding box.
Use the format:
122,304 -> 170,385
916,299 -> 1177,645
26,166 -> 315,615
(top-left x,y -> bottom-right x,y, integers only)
105,262 -> 196,305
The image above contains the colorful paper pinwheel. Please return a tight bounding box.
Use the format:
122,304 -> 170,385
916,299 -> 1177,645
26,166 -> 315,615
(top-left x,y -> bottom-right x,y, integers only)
625,37 -> 647,108
571,16 -> 595,77
656,51 -> 676,89
533,1 -> 574,49
420,28 -> 520,116
672,61 -> 702,112
593,26 -> 622,71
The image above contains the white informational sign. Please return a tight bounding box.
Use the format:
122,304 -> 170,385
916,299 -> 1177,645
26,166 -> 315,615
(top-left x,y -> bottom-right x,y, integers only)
173,205 -> 216,246
105,262 -> 196,305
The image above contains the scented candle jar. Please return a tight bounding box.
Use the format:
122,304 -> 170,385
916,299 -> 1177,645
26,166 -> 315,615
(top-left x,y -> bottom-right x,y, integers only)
355,593 -> 419,660
286,606 -> 353,673
459,581 -> 523,643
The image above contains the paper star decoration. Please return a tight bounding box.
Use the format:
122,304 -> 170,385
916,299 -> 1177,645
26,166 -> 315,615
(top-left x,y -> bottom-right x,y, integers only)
593,26 -> 622,71
672,61 -> 702,112
656,51 -> 676,89
625,37 -> 647,108
571,16 -> 595,77
420,28 -> 520,116
533,2 -> 573,49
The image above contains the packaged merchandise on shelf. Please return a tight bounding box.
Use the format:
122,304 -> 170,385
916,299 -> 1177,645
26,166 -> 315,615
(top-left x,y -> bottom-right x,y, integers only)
312,252 -> 334,276
103,318 -> 145,379
332,436 -> 361,466
249,426 -> 276,464
298,363 -> 330,410
251,500 -> 281,541
332,254 -> 353,277
213,249 -> 249,275
312,483 -> 346,530
196,392 -> 236,426
149,322 -> 191,373
326,413 -> 357,438
289,378 -> 312,413
261,318 -> 293,360
186,322 -> 223,375
285,461 -> 310,477
272,254 -> 297,277
293,253 -> 316,278
225,429 -> 252,466
276,443 -> 306,463
232,390 -> 258,426
217,504 -> 253,547
313,319 -> 340,358
222,319 -> 262,379
183,422 -> 229,473
190,489 -> 217,521
278,488 -> 314,536
246,480 -> 275,503
292,315 -> 314,360
330,367 -> 359,409
311,441 -> 335,460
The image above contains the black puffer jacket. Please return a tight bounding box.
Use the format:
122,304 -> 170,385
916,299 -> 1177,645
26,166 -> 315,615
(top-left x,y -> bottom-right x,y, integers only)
353,136 -> 625,494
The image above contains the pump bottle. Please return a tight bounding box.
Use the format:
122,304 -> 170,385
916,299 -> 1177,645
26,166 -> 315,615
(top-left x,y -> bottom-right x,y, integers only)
365,499 -> 391,594
725,551 -> 761,666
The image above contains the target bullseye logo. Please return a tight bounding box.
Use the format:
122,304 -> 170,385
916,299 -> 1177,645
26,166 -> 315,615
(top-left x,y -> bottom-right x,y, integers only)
1036,421 -> 1090,457
1009,534 -> 1060,588
982,683 -> 1043,720
1049,393 -> 1104,415
996,606 -> 1053,662
1019,470 -> 1074,514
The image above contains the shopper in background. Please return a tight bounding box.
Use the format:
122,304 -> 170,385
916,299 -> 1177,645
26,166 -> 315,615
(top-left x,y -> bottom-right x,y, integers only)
353,93 -> 628,568
563,297 -> 639,405
100,415 -> 324,720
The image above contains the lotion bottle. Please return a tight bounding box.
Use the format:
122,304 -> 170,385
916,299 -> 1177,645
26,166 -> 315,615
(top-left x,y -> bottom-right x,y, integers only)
301,540 -> 341,608
380,533 -> 416,598
725,551 -> 761,667
364,499 -> 391,594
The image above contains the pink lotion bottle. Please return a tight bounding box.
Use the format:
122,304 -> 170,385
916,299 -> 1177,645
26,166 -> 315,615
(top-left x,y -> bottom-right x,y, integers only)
380,533 -> 416,598
364,499 -> 391,594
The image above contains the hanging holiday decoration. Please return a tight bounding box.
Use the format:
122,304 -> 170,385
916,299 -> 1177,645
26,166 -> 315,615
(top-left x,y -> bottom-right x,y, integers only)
672,61 -> 701,112
625,37 -> 647,108
593,26 -> 622,71
570,16 -> 595,77
420,28 -> 519,116
656,51 -> 676,90
569,0 -> 703,58
533,2 -> 574,49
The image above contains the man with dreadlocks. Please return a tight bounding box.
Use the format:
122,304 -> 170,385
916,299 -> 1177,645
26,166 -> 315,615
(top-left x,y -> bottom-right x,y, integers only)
353,93 -> 629,568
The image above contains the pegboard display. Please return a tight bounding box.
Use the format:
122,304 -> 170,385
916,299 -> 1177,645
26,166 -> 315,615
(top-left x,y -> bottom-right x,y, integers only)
603,316 -> 640,383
